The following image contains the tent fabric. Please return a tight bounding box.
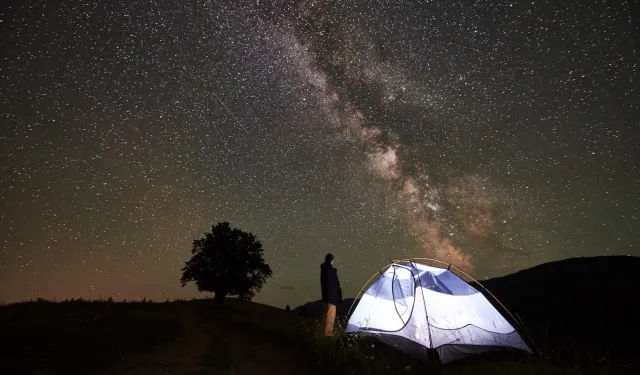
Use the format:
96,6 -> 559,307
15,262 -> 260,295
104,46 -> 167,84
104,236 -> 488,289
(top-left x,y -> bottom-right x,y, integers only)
346,262 -> 531,363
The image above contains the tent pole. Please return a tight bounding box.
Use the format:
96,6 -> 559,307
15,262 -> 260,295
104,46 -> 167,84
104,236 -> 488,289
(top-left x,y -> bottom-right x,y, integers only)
444,263 -> 539,354
345,262 -> 392,318
349,258 -> 538,359
391,257 -> 539,354
409,258 -> 437,366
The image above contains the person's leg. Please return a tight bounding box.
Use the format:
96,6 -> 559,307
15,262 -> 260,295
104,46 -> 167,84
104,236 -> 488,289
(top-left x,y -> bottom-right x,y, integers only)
324,303 -> 336,336
320,302 -> 328,335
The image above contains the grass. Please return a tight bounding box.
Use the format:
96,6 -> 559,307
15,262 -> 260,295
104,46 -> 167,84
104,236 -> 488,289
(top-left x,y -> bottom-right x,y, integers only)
1,297 -> 636,375
194,298 -> 634,375
0,298 -> 183,375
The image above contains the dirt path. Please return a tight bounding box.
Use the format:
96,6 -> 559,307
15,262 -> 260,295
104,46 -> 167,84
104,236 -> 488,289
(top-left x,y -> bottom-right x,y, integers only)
222,324 -> 311,375
95,304 -> 310,375
95,304 -> 214,375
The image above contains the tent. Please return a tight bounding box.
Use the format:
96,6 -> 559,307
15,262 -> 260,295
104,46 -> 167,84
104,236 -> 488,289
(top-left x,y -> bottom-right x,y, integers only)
345,260 -> 532,364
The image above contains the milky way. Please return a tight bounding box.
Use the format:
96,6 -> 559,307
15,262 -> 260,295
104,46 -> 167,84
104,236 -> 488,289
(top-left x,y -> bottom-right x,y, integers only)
1,0 -> 638,307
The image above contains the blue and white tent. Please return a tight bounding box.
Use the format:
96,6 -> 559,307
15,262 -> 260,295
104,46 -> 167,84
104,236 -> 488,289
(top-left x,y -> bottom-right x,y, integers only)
345,260 -> 532,363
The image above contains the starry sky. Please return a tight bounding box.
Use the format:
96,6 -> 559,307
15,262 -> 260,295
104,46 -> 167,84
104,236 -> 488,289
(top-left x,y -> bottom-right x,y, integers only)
1,0 -> 638,307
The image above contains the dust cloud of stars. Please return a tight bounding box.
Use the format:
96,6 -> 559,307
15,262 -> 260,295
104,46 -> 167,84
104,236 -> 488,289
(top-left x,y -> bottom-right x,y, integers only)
1,0 -> 638,307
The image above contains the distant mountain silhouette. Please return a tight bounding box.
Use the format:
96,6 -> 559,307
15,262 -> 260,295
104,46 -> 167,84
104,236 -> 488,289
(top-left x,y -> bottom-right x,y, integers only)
292,298 -> 358,318
471,255 -> 640,365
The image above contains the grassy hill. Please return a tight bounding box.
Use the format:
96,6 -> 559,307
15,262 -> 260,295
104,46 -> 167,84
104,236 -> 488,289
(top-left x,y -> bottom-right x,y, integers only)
0,298 -> 183,375
1,294 -> 635,375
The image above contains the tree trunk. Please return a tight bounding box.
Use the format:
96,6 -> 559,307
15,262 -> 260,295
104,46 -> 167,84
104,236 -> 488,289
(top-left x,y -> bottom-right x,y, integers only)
214,292 -> 226,307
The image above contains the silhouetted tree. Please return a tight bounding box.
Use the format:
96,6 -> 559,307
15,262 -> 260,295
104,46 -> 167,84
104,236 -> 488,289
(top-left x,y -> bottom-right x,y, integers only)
180,222 -> 272,306
285,304 -> 291,312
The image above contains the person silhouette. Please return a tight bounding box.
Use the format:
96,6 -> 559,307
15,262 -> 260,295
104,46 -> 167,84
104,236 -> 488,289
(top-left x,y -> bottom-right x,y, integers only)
320,253 -> 342,336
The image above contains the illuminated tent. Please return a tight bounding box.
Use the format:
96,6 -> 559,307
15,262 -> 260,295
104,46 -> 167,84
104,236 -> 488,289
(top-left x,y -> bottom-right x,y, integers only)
345,260 -> 532,364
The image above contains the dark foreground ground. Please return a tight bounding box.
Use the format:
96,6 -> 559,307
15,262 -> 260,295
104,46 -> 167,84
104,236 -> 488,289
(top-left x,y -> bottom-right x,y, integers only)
1,297 -> 637,375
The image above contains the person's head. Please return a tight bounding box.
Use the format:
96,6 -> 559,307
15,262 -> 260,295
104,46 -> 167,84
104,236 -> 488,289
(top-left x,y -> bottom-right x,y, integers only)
324,253 -> 334,264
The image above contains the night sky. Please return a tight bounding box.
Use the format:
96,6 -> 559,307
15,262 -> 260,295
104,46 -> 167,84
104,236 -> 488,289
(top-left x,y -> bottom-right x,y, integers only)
1,0 -> 638,307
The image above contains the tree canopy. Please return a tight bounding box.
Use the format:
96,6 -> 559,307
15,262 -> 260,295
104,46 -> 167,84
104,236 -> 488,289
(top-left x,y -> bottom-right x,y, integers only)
180,222 -> 272,305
